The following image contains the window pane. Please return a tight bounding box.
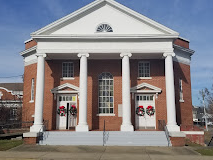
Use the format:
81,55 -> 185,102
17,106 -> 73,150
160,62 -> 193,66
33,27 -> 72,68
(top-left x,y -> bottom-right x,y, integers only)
98,72 -> 114,114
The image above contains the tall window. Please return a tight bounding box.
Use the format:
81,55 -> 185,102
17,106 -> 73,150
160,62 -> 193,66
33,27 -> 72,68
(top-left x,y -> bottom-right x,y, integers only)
62,62 -> 74,78
138,61 -> 150,77
98,72 -> 114,114
179,78 -> 183,101
31,78 -> 34,101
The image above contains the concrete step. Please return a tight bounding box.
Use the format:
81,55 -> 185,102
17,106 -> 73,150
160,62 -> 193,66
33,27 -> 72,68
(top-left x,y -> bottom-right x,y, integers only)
39,131 -> 170,146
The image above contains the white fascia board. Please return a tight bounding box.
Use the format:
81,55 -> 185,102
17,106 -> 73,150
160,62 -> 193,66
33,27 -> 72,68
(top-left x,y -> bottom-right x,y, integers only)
31,0 -> 179,36
130,90 -> 161,93
178,36 -> 190,42
24,38 -> 33,44
173,44 -> 195,55
32,34 -> 179,39
20,46 -> 37,56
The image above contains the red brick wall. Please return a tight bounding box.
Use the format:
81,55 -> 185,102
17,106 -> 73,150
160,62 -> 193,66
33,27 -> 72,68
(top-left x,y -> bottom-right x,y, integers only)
25,40 -> 37,50
22,59 -> 193,131
0,89 -> 19,100
130,59 -> 167,130
174,62 -> 193,126
22,63 -> 37,122
174,38 -> 189,49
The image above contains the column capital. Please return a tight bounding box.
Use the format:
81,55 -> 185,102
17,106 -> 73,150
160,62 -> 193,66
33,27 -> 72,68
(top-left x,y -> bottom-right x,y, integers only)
120,52 -> 132,58
163,52 -> 175,57
35,53 -> 47,58
78,53 -> 89,58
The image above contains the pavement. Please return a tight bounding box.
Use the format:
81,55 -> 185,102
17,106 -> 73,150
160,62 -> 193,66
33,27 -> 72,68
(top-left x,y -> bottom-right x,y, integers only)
0,145 -> 212,160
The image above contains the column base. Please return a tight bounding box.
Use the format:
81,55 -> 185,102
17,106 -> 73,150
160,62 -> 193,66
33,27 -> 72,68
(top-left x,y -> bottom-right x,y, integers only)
30,124 -> 44,133
120,124 -> 134,132
166,124 -> 180,132
76,124 -> 89,132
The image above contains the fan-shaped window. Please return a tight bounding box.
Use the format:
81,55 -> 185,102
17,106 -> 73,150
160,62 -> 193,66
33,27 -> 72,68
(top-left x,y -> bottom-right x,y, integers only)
96,24 -> 113,33
98,72 -> 114,114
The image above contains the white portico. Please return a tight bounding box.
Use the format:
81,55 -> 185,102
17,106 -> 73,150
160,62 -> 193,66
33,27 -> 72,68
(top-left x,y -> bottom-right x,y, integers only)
21,0 -> 189,138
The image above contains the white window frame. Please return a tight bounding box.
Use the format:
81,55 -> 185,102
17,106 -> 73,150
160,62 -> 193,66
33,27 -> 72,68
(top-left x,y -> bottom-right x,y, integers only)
138,61 -> 151,79
97,72 -> 114,116
30,78 -> 34,102
62,62 -> 74,80
179,78 -> 184,102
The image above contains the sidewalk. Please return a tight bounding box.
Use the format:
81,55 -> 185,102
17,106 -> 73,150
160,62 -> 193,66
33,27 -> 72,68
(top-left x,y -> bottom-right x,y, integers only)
0,145 -> 212,160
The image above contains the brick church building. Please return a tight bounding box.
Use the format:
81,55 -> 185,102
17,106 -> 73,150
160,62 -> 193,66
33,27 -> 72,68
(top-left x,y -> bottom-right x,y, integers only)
22,0 -> 204,146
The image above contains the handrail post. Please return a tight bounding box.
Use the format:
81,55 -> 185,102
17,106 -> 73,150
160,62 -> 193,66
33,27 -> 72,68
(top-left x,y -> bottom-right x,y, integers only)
103,120 -> 105,146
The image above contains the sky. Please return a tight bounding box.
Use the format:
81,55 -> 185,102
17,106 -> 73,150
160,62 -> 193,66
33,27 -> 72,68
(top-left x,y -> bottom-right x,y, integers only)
0,0 -> 212,106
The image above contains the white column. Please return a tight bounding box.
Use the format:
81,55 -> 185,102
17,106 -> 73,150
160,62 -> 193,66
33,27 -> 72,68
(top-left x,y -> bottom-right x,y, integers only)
120,53 -> 134,132
163,52 -> 180,132
76,53 -> 89,132
30,53 -> 46,133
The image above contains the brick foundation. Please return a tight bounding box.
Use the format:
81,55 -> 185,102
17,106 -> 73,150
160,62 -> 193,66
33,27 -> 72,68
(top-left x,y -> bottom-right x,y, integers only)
170,137 -> 185,147
24,137 -> 39,144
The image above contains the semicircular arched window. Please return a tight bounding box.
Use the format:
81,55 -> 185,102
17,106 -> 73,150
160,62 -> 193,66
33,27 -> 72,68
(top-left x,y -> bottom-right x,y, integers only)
98,72 -> 114,114
96,24 -> 113,33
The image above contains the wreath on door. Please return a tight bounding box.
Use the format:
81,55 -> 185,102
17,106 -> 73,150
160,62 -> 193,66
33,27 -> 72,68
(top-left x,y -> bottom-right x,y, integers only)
136,106 -> 145,116
57,106 -> 67,116
146,106 -> 155,116
70,105 -> 77,115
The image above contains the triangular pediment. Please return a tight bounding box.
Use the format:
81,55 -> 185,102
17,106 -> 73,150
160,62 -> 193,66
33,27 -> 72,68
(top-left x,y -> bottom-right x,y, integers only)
51,83 -> 79,93
31,0 -> 179,37
131,83 -> 161,93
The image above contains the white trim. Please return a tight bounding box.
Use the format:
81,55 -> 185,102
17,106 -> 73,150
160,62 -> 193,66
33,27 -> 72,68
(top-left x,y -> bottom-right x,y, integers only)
20,46 -> 37,56
60,77 -> 75,80
178,36 -> 190,42
179,100 -> 184,103
51,83 -> 79,94
24,38 -> 33,44
96,114 -> 115,116
32,34 -> 178,39
29,100 -> 34,103
0,87 -> 22,96
137,77 -> 152,80
173,44 -> 194,55
0,100 -> 22,103
31,0 -> 179,36
131,82 -> 162,93
182,131 -> 204,135
24,59 -> 37,66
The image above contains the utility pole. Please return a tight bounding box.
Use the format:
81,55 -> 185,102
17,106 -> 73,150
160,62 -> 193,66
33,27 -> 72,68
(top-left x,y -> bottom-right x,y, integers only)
202,89 -> 208,131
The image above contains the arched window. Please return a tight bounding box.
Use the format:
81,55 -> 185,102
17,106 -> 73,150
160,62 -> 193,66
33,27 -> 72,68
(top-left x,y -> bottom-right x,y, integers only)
98,72 -> 114,114
96,24 -> 113,32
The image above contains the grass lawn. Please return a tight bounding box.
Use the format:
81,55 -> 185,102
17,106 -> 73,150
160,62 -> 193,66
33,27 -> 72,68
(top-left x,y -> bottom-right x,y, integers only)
196,148 -> 213,156
0,140 -> 23,151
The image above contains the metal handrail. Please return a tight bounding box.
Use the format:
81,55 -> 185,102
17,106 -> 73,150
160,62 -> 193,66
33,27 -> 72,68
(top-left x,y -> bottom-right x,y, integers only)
103,120 -> 106,146
208,136 -> 213,146
158,120 -> 170,147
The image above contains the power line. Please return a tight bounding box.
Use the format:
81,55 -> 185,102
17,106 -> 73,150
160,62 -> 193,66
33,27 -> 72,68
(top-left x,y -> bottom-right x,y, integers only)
0,75 -> 23,79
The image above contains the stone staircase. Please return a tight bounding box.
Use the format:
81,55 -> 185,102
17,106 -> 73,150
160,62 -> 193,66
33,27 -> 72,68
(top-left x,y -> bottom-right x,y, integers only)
39,131 -> 170,146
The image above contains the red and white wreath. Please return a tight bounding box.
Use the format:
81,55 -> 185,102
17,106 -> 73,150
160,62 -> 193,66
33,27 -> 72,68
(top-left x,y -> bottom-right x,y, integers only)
57,106 -> 67,116
146,106 -> 155,116
136,106 -> 145,116
70,105 -> 77,115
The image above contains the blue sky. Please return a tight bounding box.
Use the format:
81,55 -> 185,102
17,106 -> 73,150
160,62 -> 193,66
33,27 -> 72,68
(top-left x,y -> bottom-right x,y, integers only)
0,0 -> 212,106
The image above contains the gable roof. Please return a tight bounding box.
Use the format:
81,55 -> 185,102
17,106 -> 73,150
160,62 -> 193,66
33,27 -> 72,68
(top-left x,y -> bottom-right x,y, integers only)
130,82 -> 162,93
0,83 -> 23,91
51,83 -> 79,94
31,0 -> 179,37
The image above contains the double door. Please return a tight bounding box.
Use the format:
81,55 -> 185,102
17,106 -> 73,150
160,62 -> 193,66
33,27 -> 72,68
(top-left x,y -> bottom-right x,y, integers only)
135,94 -> 156,129
56,94 -> 77,130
